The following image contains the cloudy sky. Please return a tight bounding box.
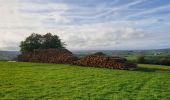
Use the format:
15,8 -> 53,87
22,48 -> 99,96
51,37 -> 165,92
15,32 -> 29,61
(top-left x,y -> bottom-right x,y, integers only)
0,0 -> 170,51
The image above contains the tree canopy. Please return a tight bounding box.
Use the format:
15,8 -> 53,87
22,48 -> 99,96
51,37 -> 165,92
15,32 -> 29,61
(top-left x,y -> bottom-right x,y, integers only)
20,33 -> 65,53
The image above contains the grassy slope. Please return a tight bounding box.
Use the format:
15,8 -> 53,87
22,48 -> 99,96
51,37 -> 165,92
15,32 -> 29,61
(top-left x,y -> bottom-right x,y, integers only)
0,62 -> 169,100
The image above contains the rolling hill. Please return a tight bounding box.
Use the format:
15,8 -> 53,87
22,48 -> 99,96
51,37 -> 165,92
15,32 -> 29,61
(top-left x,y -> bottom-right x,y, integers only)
0,51 -> 20,60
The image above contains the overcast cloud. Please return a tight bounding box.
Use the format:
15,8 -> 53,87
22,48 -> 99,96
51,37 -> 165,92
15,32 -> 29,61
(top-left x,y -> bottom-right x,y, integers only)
0,0 -> 170,51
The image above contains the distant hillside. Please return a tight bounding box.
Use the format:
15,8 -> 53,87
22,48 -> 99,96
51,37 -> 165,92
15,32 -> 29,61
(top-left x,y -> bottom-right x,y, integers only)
72,48 -> 170,58
0,51 -> 20,60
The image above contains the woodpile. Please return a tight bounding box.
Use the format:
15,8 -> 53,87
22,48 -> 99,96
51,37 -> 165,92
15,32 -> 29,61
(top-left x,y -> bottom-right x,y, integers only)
73,54 -> 137,70
18,49 -> 136,70
18,49 -> 78,64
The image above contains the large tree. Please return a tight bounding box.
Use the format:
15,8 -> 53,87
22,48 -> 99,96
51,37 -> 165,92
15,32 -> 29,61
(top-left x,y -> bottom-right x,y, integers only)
42,33 -> 64,49
20,33 -> 65,53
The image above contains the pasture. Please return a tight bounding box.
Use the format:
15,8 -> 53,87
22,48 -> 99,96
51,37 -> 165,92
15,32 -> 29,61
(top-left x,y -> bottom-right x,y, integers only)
0,61 -> 170,100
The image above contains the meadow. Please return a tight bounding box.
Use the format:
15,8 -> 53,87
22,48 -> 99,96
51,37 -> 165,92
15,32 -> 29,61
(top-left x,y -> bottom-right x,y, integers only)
0,61 -> 170,100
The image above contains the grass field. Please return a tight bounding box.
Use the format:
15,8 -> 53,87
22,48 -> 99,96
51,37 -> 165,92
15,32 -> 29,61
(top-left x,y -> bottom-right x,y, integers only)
0,61 -> 170,100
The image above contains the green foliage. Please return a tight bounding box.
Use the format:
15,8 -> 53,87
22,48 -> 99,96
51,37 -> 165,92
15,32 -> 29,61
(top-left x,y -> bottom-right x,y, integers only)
20,33 -> 42,53
158,58 -> 170,65
41,33 -> 65,49
0,61 -> 169,99
20,33 -> 65,53
94,52 -> 106,56
137,55 -> 146,63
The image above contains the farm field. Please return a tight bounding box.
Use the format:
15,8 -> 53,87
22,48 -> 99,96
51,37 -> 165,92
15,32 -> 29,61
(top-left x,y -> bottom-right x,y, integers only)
0,61 -> 170,100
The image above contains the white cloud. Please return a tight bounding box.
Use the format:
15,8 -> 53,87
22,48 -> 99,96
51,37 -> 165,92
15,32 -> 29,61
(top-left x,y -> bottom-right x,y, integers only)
121,28 -> 145,39
55,23 -> 146,50
67,0 -> 148,19
128,4 -> 170,17
0,0 -> 169,51
0,0 -> 70,50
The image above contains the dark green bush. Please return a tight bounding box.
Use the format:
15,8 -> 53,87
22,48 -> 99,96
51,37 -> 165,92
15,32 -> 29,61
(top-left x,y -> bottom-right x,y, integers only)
158,58 -> 170,66
137,56 -> 146,64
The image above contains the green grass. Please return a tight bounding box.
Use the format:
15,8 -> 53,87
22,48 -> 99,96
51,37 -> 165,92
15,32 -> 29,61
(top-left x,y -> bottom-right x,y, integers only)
0,61 -> 170,100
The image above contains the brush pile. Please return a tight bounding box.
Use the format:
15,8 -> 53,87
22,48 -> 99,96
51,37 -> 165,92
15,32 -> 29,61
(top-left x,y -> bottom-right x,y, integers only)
18,49 -> 78,64
74,53 -> 136,69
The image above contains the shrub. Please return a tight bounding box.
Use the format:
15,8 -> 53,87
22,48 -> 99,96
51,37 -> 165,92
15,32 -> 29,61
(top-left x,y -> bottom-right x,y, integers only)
158,58 -> 170,66
137,56 -> 145,64
94,52 -> 106,56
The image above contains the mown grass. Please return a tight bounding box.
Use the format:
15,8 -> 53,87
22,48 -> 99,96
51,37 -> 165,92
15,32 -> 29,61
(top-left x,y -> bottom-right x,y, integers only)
0,61 -> 170,100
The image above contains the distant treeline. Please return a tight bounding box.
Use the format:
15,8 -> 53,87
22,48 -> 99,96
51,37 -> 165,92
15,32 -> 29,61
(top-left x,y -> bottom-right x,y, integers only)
136,56 -> 170,66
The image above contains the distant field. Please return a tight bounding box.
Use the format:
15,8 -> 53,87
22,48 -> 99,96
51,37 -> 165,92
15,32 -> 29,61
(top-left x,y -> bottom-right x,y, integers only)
72,49 -> 170,66
0,62 -> 170,100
